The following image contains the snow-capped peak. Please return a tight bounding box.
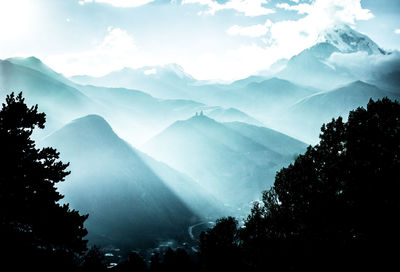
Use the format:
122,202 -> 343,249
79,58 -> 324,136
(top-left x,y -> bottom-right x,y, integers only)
319,24 -> 385,55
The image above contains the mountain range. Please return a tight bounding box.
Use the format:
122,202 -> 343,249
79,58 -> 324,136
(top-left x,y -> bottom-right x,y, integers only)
143,114 -> 307,209
1,23 -> 399,249
41,114 -> 221,248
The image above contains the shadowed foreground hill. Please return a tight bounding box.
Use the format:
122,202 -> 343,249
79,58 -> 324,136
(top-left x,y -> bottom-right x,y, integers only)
42,114 -> 217,248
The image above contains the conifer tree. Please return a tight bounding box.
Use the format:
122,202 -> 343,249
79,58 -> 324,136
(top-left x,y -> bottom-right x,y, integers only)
0,92 -> 88,271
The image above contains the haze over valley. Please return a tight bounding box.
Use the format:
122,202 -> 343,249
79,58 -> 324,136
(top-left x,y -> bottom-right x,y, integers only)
1,0 -> 400,267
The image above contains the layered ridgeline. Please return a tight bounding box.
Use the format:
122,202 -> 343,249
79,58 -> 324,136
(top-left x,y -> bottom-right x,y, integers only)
67,25 -> 395,104
143,114 -> 307,211
1,56 -> 262,145
71,64 -> 196,100
41,114 -> 221,248
70,63 -> 317,120
277,81 -> 399,143
67,24 -> 400,145
0,58 -> 97,137
223,77 -> 317,119
76,84 -> 263,144
2,21 -> 398,250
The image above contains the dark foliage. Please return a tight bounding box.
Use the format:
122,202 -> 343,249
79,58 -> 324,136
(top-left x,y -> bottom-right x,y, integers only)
0,92 -> 88,271
113,252 -> 147,272
148,247 -> 197,272
240,98 -> 400,271
198,98 -> 400,271
81,246 -> 108,272
199,217 -> 244,271
2,92 -> 398,271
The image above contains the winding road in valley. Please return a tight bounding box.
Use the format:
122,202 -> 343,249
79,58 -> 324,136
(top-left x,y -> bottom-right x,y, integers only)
188,222 -> 207,240
188,221 -> 216,240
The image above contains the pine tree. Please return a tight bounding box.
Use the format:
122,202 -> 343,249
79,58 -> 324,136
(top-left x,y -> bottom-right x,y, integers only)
0,93 -> 88,271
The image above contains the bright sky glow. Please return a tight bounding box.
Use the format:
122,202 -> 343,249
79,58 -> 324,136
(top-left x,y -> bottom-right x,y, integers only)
78,0 -> 155,7
0,0 -> 399,81
0,0 -> 36,42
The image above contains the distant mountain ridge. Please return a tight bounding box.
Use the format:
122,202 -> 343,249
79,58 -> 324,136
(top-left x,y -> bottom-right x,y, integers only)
1,22 -> 398,251
143,114 -> 307,209
1,57 -> 263,145
71,63 -> 196,99
276,80 -> 399,143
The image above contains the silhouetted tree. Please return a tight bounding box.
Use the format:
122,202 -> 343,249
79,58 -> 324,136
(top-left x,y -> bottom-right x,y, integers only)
199,217 -> 243,271
148,247 -> 197,272
81,246 -> 108,272
149,252 -> 162,272
240,98 -> 400,271
0,93 -> 88,271
162,247 -> 196,272
114,252 -> 147,272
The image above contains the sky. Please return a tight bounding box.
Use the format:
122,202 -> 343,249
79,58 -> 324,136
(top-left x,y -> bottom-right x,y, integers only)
0,0 -> 399,81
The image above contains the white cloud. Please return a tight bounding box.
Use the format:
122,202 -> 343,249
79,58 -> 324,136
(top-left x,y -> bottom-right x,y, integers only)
144,68 -> 157,75
222,0 -> 375,76
182,0 -> 275,17
181,42 -> 283,80
328,50 -> 400,81
276,0 -> 374,24
227,20 -> 272,37
269,0 -> 374,53
45,27 -> 147,76
275,3 -> 311,14
395,29 -> 400,34
78,0 -> 154,8
0,0 -> 37,41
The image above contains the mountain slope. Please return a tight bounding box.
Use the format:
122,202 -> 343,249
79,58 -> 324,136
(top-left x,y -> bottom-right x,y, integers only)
42,115 -> 218,248
1,56 -> 263,145
6,56 -> 73,86
71,64 -> 196,99
143,114 -> 306,210
223,122 -> 307,157
279,81 -> 398,143
278,42 -> 354,90
0,60 -> 97,137
217,77 -> 318,122
77,84 -> 264,144
244,77 -> 317,102
277,24 -> 386,90
205,107 -> 264,126
320,24 -> 386,55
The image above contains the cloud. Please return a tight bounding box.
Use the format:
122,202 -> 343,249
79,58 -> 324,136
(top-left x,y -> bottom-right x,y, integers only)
276,0 -> 374,24
227,20 -> 272,37
45,27 -> 146,76
144,68 -> 157,75
181,0 -> 275,17
223,0 -> 374,75
269,0 -> 374,53
328,50 -> 400,82
395,29 -> 400,34
78,0 -> 154,8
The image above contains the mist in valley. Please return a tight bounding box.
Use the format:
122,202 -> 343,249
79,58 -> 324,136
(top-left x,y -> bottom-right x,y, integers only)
1,0 -> 400,270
